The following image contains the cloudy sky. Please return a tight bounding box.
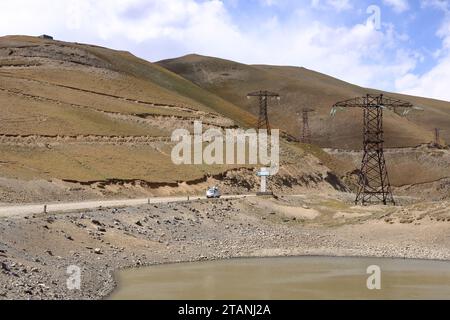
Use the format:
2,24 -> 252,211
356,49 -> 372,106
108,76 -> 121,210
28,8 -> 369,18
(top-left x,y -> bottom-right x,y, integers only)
1,0 -> 450,101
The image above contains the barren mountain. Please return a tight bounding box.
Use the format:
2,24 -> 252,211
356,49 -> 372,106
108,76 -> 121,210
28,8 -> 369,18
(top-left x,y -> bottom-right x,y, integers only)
158,54 -> 450,149
0,36 -> 343,203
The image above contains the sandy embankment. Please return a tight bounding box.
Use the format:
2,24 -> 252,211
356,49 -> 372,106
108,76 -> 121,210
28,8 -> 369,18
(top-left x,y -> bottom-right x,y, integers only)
0,194 -> 449,300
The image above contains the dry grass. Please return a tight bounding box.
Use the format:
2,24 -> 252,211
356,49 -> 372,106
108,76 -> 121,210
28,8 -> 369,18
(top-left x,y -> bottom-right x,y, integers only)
0,36 -> 257,182
0,90 -> 165,136
0,143 -> 238,182
158,54 -> 448,149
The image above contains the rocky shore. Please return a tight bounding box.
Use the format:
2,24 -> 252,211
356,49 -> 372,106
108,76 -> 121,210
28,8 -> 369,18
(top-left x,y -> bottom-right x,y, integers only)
1,194 -> 449,300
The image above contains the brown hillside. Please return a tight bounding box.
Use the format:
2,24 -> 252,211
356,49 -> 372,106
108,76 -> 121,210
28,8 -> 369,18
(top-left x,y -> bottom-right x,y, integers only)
158,54 -> 450,149
0,35 -> 344,202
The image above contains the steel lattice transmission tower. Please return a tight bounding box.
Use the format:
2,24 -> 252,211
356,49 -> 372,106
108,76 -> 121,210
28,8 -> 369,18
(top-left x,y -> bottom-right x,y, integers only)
435,128 -> 441,146
247,91 -> 280,134
300,108 -> 315,144
331,94 -> 417,206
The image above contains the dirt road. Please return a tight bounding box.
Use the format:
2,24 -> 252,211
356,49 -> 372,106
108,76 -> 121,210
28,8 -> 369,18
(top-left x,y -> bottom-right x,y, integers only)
0,195 -> 252,217
1,194 -> 449,300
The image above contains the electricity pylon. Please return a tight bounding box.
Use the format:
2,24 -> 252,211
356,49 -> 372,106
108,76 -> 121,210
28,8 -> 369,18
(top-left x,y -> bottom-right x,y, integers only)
331,94 -> 420,206
435,128 -> 441,146
300,108 -> 315,144
247,91 -> 280,134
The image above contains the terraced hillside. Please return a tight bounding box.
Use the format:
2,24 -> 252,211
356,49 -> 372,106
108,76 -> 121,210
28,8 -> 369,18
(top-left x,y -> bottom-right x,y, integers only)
325,146 -> 450,200
0,36 -> 343,203
158,54 -> 450,149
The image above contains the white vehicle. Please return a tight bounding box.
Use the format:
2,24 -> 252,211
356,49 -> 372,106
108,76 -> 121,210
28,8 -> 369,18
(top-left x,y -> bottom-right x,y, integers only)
206,187 -> 221,199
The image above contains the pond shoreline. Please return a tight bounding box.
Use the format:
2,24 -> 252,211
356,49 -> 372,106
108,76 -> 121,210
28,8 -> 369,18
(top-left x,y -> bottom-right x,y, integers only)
105,251 -> 450,300
1,195 -> 449,300
109,255 -> 450,300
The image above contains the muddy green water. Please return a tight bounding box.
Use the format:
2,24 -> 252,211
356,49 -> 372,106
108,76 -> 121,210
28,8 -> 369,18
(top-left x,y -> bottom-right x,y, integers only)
110,257 -> 450,300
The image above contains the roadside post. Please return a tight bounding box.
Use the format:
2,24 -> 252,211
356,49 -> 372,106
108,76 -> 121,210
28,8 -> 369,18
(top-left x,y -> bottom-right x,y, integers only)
257,168 -> 273,196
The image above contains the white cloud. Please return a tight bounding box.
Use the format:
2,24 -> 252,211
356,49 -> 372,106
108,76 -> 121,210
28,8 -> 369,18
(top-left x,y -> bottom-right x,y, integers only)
0,0 -> 432,99
311,0 -> 352,11
259,0 -> 278,6
396,56 -> 450,101
383,0 -> 410,13
421,0 -> 449,12
395,1 -> 450,101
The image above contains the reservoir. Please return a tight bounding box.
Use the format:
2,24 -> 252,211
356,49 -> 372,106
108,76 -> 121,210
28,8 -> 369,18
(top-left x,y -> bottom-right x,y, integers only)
110,256 -> 450,300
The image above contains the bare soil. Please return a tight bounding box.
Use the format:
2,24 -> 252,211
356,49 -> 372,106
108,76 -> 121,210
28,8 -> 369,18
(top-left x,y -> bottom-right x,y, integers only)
1,194 -> 449,300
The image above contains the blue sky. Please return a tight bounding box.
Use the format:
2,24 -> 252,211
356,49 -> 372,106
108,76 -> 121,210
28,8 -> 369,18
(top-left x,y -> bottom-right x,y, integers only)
1,0 -> 450,101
